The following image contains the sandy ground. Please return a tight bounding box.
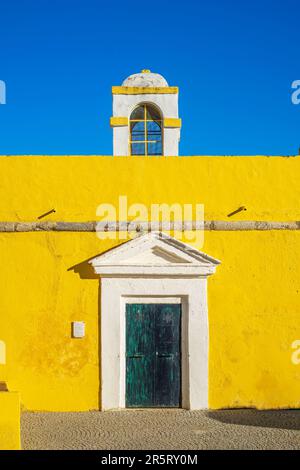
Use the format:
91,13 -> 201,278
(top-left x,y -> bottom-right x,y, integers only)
21,409 -> 300,450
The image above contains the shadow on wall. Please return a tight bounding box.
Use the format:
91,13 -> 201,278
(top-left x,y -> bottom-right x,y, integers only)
68,257 -> 99,280
67,239 -> 130,279
207,409 -> 300,431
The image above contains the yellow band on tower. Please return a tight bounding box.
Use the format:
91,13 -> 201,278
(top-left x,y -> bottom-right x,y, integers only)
164,118 -> 182,128
112,86 -> 178,95
110,117 -> 129,127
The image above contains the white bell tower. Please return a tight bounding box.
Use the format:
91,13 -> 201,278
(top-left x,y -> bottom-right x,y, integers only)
110,70 -> 181,156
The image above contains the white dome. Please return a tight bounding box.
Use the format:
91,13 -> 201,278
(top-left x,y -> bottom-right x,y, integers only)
122,70 -> 168,87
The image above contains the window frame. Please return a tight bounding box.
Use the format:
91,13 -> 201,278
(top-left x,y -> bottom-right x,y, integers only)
129,103 -> 163,156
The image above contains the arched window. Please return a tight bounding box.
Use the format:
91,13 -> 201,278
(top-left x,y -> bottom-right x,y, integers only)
129,104 -> 163,156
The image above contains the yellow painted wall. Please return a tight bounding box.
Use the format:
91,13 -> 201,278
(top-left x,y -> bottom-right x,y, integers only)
0,392 -> 21,449
0,232 -> 106,411
0,155 -> 299,222
0,155 -> 300,410
206,230 -> 300,409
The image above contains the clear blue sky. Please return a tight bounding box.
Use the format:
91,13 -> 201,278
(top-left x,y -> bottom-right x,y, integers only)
0,0 -> 299,155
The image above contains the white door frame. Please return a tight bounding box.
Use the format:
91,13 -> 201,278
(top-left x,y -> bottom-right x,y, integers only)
90,232 -> 220,410
100,277 -> 209,410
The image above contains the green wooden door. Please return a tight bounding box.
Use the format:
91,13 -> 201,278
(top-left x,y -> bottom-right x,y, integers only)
126,303 -> 181,408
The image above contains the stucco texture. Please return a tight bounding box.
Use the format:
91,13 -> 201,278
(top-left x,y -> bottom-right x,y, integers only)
0,155 -> 299,222
0,392 -> 21,449
0,155 -> 299,411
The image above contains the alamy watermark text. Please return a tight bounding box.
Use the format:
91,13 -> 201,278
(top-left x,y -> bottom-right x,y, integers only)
291,80 -> 300,105
0,80 -> 6,104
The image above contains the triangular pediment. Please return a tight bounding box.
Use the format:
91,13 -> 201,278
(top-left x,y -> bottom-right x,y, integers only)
90,232 -> 220,277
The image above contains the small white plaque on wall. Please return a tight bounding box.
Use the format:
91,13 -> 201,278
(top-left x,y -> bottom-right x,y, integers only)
72,321 -> 85,338
0,340 -> 6,364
